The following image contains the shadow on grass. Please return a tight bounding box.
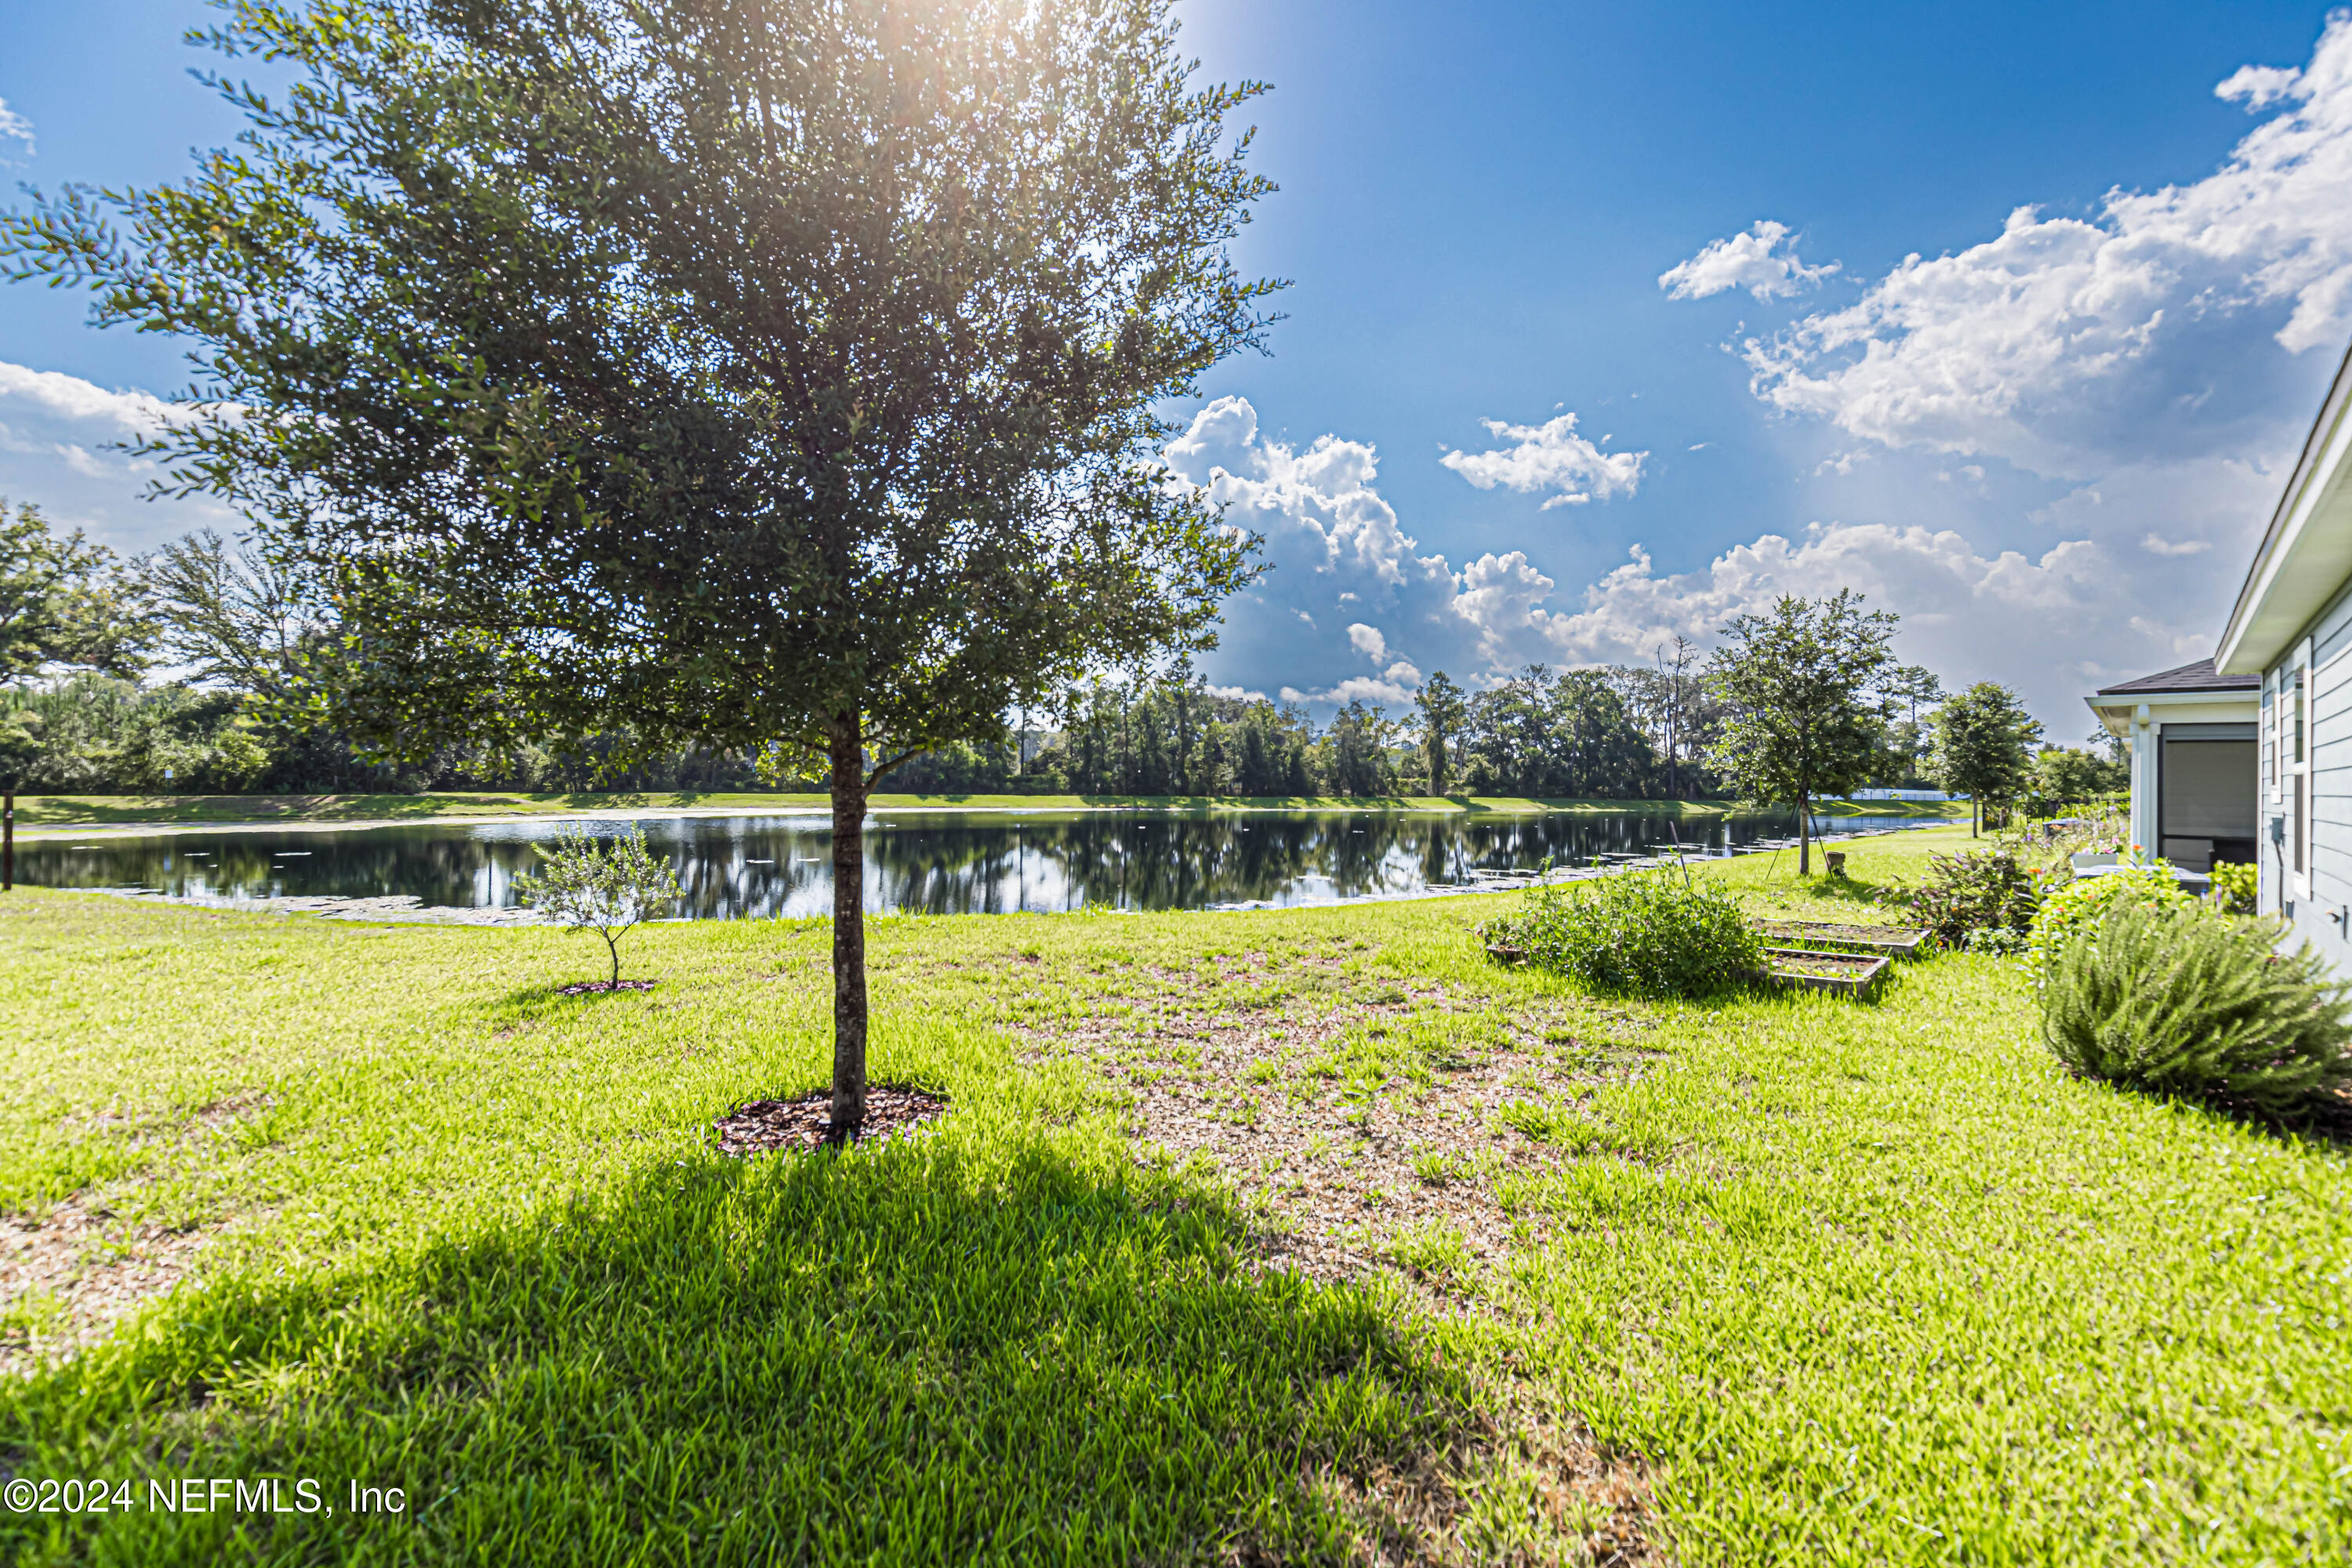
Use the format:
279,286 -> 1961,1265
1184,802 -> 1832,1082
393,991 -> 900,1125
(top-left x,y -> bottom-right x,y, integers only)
2085,1075 -> 2352,1154
0,1136 -> 1517,1566
482,978 -> 668,1026
1773,871 -> 1908,911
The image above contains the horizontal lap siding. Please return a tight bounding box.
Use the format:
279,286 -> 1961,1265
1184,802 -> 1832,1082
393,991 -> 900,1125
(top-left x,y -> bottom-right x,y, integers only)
2316,586 -> 2352,667
2286,588 -> 2352,963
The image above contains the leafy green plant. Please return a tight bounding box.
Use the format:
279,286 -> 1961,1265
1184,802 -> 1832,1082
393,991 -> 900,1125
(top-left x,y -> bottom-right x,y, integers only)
2039,898 -> 2352,1116
513,825 -> 684,989
1480,868 -> 1762,999
2022,866 -> 2187,975
1962,926 -> 2027,956
1907,849 -> 2040,946
2209,860 -> 2256,916
1995,808 -> 2129,878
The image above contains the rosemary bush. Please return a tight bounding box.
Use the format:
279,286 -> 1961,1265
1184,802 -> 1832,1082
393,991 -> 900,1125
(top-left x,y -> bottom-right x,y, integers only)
2039,898 -> 2352,1116
1482,868 -> 1763,999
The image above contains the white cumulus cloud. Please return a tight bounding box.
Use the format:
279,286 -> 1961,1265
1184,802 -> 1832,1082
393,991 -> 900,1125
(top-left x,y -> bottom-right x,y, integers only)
1165,396 -> 2230,726
0,359 -> 234,551
2216,64 -> 2304,110
1658,220 -> 1838,301
1735,15 -> 2352,479
1439,412 -> 1646,509
1526,523 -> 2217,717
0,99 -> 31,165
0,361 -> 182,435
2140,533 -> 2214,556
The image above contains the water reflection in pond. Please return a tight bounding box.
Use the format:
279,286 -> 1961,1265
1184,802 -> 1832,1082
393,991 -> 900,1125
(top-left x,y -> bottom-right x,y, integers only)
23,808 -> 1933,919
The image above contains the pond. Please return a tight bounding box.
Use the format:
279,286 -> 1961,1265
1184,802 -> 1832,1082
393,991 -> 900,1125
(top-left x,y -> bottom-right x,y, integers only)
22,808 -> 1936,919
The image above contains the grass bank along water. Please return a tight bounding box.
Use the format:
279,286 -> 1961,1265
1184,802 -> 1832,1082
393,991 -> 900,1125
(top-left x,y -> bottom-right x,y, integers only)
2,826 -> 2343,1564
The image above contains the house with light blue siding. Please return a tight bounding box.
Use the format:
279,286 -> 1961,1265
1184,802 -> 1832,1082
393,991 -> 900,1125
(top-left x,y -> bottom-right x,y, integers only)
2084,660 -> 2257,871
2216,337 -> 2352,960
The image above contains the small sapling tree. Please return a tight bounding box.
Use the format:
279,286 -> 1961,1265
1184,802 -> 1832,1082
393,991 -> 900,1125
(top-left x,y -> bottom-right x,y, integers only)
514,825 -> 683,991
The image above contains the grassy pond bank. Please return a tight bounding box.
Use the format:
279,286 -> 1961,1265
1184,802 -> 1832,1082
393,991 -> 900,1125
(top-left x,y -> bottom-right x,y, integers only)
2,825 -> 2343,1564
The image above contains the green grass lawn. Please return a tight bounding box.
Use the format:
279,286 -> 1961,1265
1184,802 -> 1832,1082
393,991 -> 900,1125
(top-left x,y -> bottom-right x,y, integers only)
2,826 -> 2342,1564
5,789 -> 1965,833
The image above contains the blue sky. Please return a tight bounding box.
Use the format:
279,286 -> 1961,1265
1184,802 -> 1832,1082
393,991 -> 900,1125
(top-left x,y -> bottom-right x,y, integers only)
6,2 -> 2352,734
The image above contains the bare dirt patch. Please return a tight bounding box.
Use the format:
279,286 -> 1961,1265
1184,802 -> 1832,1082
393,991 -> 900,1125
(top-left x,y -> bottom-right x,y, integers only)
1241,1379 -> 1665,1567
1028,996 -> 1653,1285
0,1197 -> 212,1372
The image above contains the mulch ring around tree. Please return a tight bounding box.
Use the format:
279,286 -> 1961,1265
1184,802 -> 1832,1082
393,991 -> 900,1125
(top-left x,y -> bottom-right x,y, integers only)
555,978 -> 659,996
711,1085 -> 950,1156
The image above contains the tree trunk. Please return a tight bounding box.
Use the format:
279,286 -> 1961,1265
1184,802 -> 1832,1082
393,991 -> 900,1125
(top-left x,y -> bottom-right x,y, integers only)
2,790 -> 12,892
609,935 -> 620,989
1798,789 -> 1810,876
826,721 -> 870,1145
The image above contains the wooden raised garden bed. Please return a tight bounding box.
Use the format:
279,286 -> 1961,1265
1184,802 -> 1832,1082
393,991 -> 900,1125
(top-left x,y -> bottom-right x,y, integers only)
1751,919 -> 1929,959
1761,946 -> 1889,996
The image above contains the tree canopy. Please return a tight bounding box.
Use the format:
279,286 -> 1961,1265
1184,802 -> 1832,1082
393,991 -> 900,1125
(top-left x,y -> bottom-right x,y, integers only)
0,498 -> 151,800
4,0 -> 1276,1138
1414,672 -> 1468,797
0,499 -> 147,691
1932,681 -> 2044,834
1704,590 -> 1896,873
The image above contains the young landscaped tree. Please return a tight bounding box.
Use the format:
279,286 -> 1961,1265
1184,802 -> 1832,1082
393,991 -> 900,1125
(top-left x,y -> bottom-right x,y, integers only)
514,825 -> 684,992
1704,590 -> 1897,876
1414,671 -> 1468,797
5,0 -> 1272,1139
1932,681 -> 2044,835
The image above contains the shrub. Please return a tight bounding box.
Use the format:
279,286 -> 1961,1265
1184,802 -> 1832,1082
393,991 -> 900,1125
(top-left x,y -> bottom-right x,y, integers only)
1908,850 -> 2039,946
1480,868 -> 1762,999
2209,860 -> 2256,916
2023,866 -> 2187,975
2039,898 -> 2352,1116
1962,926 -> 2027,956
514,824 -> 684,989
1997,810 -> 2128,876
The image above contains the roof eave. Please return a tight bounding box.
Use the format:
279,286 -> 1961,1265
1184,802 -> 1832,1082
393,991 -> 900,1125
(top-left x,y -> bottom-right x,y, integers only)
2085,687 -> 2259,738
2217,336 -> 2352,674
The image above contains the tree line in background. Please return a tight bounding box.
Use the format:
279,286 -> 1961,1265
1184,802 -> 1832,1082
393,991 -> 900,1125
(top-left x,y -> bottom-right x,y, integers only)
0,498 -> 2124,815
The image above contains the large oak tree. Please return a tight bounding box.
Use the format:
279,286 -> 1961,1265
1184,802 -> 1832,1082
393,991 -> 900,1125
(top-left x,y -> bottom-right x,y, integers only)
5,0 -> 1274,1137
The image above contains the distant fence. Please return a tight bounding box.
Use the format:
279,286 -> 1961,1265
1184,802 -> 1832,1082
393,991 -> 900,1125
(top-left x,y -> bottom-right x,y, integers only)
1838,789 -> 1955,802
